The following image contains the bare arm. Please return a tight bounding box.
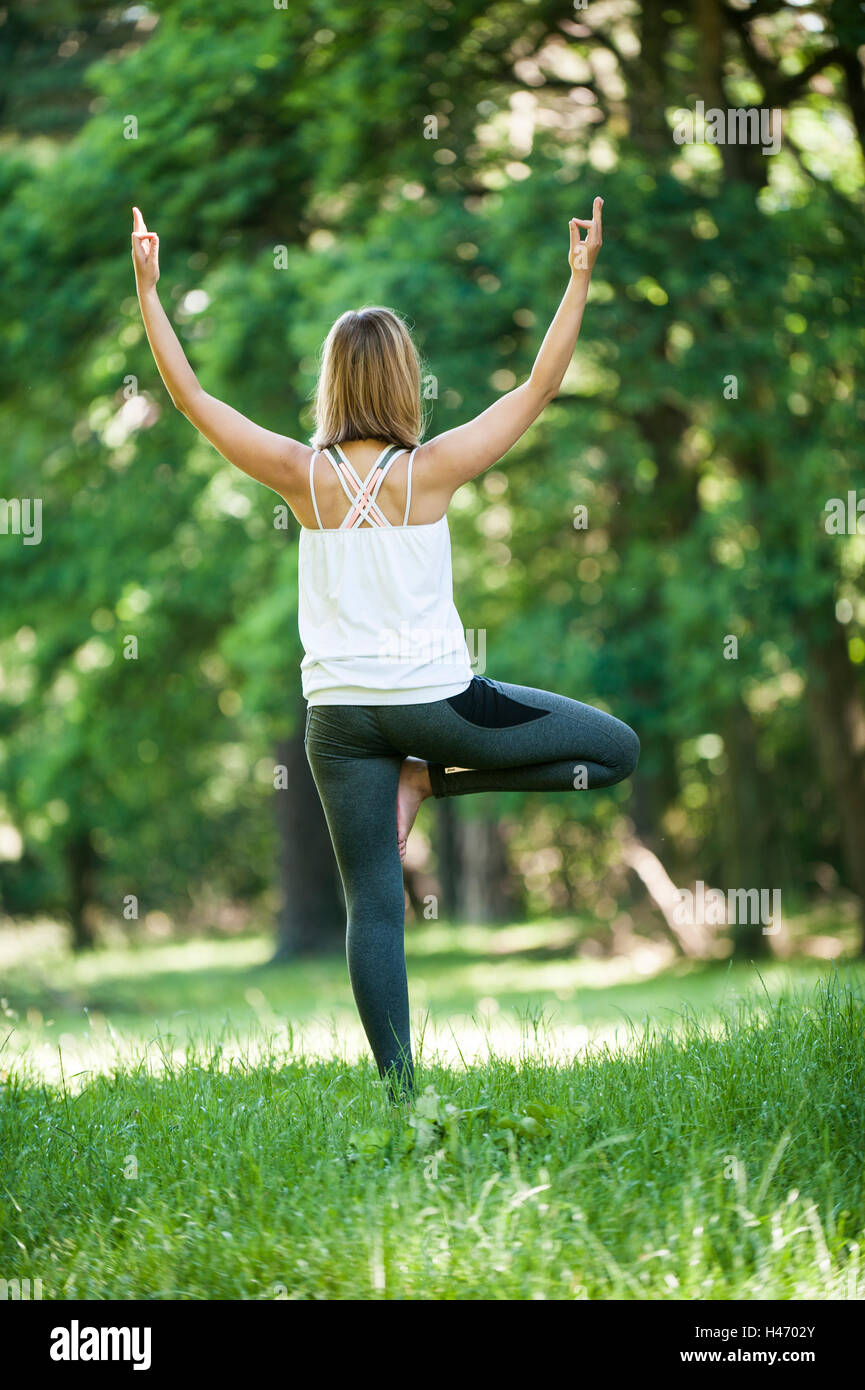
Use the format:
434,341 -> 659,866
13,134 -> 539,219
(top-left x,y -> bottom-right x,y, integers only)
420,197 -> 604,499
131,207 -> 308,495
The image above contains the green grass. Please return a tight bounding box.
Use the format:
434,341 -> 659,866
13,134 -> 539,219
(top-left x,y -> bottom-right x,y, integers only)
1,923 -> 864,1299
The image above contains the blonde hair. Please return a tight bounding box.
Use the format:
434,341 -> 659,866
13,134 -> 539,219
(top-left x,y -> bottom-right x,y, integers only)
310,306 -> 425,450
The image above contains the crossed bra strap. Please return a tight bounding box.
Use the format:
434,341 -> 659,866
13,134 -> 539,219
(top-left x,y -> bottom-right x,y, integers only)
308,443 -> 417,529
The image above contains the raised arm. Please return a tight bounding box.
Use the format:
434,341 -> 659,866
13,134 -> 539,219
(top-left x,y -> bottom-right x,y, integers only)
131,207 -> 308,495
419,197 -> 603,501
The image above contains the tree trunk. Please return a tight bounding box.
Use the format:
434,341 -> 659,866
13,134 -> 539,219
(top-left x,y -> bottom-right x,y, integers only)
621,829 -> 714,957
630,0 -> 674,159
720,699 -> 774,958
66,829 -> 97,951
272,716 -> 345,960
433,798 -> 461,921
802,624 -> 865,948
457,816 -> 520,924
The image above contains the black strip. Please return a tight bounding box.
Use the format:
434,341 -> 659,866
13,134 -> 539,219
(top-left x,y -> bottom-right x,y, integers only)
376,445 -> 402,471
446,676 -> 549,729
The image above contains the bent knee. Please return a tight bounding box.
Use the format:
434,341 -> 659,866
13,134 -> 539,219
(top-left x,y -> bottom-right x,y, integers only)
611,721 -> 640,779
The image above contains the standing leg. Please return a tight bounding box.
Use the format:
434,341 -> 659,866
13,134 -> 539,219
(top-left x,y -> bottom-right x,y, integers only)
305,711 -> 412,1102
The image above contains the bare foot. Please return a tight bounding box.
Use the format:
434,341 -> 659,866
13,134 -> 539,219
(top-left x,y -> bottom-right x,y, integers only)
396,757 -> 432,862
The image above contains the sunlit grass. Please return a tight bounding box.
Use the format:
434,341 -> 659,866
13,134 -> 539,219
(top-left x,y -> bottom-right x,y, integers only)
2,919 -> 860,1084
2,969 -> 864,1299
1,923 -> 864,1299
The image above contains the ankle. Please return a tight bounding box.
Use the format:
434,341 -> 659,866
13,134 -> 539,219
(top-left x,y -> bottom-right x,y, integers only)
402,755 -> 430,792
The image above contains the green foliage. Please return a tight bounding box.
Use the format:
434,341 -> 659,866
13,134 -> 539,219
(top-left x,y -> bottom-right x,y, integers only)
0,0 -> 863,936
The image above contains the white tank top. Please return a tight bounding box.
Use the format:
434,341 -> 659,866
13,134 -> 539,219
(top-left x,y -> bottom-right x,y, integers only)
298,443 -> 474,706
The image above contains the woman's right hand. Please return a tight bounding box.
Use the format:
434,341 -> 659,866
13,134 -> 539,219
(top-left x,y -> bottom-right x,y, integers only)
131,205 -> 160,292
569,197 -> 603,276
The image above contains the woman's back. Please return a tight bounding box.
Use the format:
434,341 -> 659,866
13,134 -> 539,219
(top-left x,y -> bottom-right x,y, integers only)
289,438 -> 447,531
297,440 -> 474,706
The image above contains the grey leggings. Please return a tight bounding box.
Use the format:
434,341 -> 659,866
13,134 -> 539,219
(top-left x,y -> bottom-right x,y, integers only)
304,675 -> 639,1102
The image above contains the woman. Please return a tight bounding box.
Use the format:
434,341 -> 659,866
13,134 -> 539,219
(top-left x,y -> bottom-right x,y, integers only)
131,197 -> 639,1104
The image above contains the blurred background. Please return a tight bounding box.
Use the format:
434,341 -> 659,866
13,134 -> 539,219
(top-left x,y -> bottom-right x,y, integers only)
1,0 -> 864,1046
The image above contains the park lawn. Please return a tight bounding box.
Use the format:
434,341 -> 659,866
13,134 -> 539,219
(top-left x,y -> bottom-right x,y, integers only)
1,916 -> 859,1075
1,922 -> 864,1299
